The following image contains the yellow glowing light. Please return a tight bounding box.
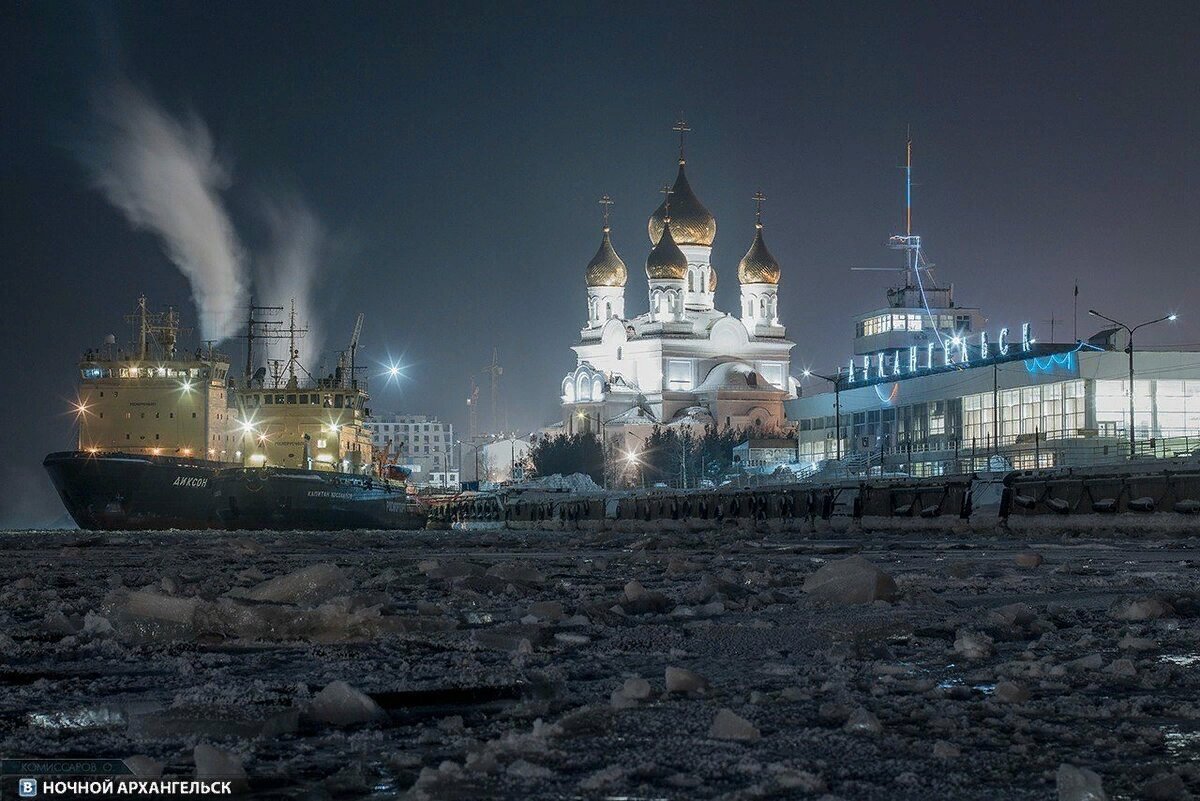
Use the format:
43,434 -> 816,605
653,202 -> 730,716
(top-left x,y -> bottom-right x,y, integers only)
181,448 -> 192,456
249,453 -> 266,464
151,448 -> 161,455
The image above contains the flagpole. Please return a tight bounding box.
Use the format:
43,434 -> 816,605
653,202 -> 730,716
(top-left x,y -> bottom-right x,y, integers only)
1073,279 -> 1079,342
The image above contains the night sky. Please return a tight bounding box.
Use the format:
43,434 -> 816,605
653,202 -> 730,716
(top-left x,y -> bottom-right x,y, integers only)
3,1 -> 1199,525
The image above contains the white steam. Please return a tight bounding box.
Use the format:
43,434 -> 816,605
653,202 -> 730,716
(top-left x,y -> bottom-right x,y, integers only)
255,193 -> 327,371
80,81 -> 247,341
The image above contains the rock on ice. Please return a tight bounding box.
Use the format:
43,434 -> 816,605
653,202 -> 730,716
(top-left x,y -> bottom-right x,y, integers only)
1014,551 -> 1044,568
193,744 -> 248,790
310,680 -> 386,726
1109,597 -> 1170,621
843,707 -> 883,735
708,708 -> 760,742
242,563 -> 349,605
1056,763 -> 1108,801
124,755 -> 164,779
953,630 -> 995,660
665,666 -> 709,695
802,556 -> 897,604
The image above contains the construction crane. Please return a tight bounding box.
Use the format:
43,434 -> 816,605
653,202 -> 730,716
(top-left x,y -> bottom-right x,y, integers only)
336,313 -> 365,388
467,379 -> 479,440
481,348 -> 503,433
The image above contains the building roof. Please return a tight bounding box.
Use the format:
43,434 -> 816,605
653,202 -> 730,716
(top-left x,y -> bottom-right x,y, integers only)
585,227 -> 627,288
736,437 -> 797,449
737,223 -> 781,285
648,160 -> 716,247
645,219 -> 689,280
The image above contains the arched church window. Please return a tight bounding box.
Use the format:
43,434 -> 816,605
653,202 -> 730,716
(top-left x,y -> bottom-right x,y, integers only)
592,377 -> 603,400
616,347 -> 622,360
759,297 -> 767,317
577,374 -> 591,402
563,379 -> 575,402
688,271 -> 696,292
605,301 -> 612,319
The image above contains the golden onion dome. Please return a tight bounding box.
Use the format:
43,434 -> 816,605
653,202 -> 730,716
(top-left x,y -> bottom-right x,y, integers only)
645,220 -> 688,280
585,227 -> 627,287
649,161 -> 716,247
737,223 -> 781,284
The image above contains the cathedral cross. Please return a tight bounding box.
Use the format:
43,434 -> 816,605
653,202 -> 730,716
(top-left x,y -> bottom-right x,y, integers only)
673,115 -> 690,160
752,191 -> 766,225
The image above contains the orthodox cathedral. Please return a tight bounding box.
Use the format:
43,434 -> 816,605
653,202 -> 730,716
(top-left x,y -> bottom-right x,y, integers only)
560,125 -> 797,438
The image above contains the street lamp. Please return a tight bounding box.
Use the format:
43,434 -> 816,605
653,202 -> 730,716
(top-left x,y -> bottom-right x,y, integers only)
622,449 -> 644,488
1088,308 -> 1177,458
802,368 -> 845,461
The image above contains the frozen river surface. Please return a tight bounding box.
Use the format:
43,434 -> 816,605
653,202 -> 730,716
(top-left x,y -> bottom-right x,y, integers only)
0,526 -> 1198,799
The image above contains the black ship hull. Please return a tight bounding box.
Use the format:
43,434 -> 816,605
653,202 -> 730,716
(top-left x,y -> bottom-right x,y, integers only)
214,468 -> 427,530
43,452 -> 429,531
43,451 -> 226,530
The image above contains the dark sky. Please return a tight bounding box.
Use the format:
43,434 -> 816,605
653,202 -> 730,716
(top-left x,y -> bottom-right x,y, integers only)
3,1 -> 1199,525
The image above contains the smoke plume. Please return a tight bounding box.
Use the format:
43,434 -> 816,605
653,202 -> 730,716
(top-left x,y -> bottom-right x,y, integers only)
80,81 -> 247,341
255,192 -> 327,371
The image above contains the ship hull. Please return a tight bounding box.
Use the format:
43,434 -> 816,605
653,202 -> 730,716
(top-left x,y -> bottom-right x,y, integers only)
42,451 -> 225,530
213,468 -> 427,530
44,453 -> 429,531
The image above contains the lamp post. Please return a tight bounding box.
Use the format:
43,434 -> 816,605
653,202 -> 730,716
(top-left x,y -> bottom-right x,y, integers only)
621,429 -> 650,487
1088,309 -> 1177,458
622,450 -> 644,488
802,368 -> 844,461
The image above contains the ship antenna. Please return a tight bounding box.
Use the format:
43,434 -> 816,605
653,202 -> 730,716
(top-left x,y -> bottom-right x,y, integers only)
138,295 -> 148,361
905,127 -> 912,239
288,300 -> 297,385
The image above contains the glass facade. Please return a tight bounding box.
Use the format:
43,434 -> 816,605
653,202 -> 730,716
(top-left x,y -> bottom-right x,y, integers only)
856,312 -> 941,337
794,350 -> 1200,475
960,379 -> 1085,445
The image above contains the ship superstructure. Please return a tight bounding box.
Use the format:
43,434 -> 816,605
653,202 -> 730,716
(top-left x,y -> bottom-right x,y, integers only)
230,303 -> 374,473
75,296 -> 235,460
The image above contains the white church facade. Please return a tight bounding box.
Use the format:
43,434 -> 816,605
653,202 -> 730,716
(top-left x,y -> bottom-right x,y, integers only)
560,131 -> 797,438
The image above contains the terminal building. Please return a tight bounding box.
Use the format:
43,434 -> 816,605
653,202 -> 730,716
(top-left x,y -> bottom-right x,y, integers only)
787,144 -> 1199,476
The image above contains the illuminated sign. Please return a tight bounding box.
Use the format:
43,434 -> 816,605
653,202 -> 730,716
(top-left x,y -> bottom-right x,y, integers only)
844,323 -> 1039,387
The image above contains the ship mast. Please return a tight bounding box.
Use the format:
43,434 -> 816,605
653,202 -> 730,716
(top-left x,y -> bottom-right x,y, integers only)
887,132 -> 923,284
124,296 -> 190,361
242,298 -> 284,383
283,299 -> 310,387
